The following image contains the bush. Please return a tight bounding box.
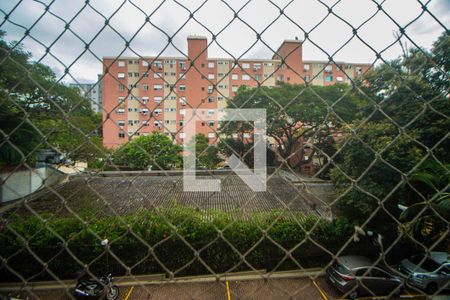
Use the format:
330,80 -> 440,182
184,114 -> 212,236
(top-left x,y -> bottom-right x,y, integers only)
0,208 -> 355,282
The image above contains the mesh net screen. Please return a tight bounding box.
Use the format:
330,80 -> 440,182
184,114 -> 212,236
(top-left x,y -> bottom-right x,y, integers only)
0,0 -> 448,299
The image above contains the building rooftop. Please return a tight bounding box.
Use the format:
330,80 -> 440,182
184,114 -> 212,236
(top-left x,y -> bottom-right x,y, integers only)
9,174 -> 332,219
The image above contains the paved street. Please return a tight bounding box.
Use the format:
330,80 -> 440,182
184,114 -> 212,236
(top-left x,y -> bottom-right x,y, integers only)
2,274 -> 448,300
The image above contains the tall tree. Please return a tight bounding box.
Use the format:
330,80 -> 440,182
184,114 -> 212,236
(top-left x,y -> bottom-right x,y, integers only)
0,31 -> 104,166
223,83 -> 367,169
113,133 -> 182,170
190,134 -> 222,169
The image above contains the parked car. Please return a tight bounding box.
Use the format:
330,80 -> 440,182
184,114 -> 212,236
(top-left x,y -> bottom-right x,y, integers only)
398,251 -> 450,294
327,256 -> 403,299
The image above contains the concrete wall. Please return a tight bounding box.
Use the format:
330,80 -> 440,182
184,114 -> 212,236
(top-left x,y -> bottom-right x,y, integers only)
0,167 -> 65,203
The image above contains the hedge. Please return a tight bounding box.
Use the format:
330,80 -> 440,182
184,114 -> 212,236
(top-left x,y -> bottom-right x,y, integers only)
0,207 -> 358,282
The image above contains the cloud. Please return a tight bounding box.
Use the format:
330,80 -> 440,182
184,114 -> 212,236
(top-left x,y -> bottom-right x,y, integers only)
0,0 -> 447,83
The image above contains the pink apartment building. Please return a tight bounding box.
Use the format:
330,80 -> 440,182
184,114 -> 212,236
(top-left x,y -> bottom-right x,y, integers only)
102,36 -> 371,149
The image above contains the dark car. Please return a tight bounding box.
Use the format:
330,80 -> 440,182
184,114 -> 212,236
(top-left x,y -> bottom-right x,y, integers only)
327,256 -> 403,299
398,252 -> 450,294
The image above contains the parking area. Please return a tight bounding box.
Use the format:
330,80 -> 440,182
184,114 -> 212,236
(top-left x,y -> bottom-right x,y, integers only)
2,275 -> 448,300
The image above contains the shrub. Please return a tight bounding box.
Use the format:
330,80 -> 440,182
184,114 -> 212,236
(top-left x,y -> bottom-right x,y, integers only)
0,208 -> 355,282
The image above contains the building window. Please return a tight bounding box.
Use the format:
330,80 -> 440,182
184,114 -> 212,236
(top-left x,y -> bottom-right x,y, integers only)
336,76 -> 344,82
180,109 -> 186,115
242,63 -> 250,69
356,66 -> 362,75
142,61 -> 149,67
218,96 -> 224,101
118,132 -> 125,138
118,83 -> 125,91
118,121 -> 125,127
208,109 -> 215,115
277,75 -> 284,81
180,97 -> 186,106
142,97 -> 149,104
143,120 -> 149,126
179,61 -> 186,70
208,132 -> 215,138
154,73 -> 162,79
142,84 -> 149,91
325,75 -> 333,82
208,86 -> 214,93
118,61 -> 125,67
242,74 -> 250,80
304,75 -> 310,82
143,72 -> 148,77
232,85 -> 238,92
154,96 -> 162,103
179,132 -> 186,139
140,108 -> 149,115
118,97 -> 125,103
179,85 -> 186,91
208,121 -> 215,126
231,74 -> 238,80
253,63 -> 261,70
179,121 -> 185,126
208,74 -> 215,80
134,72 -> 139,77
154,109 -> 162,115
118,73 -> 125,79
154,61 -> 163,69
128,72 -> 133,77
208,96 -> 215,103
255,74 -> 261,81
128,120 -> 133,125
303,64 -> 310,72
116,108 -> 125,114
208,62 -> 215,68
325,65 -> 333,72
264,62 -> 273,67
179,73 -> 186,79
154,85 -> 162,90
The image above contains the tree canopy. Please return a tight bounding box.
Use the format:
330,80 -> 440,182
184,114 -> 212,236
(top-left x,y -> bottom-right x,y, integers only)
225,83 -> 369,168
112,133 -> 182,170
331,31 -> 449,247
0,31 -> 104,167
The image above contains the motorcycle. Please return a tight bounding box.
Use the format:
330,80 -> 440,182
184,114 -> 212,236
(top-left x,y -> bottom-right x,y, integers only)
73,273 -> 119,300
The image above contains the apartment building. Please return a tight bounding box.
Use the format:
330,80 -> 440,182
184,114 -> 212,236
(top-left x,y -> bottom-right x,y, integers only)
70,76 -> 103,113
102,36 -> 371,149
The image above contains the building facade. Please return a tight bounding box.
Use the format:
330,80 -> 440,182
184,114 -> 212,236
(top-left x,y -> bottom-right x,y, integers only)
102,36 -> 371,149
70,79 -> 103,113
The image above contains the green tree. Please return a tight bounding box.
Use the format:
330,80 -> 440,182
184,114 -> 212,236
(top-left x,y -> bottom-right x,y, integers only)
217,137 -> 276,168
0,31 -> 104,166
224,83 -> 367,168
331,122 -> 424,220
190,134 -> 222,169
331,32 -> 449,249
399,161 -> 449,245
113,133 -> 182,170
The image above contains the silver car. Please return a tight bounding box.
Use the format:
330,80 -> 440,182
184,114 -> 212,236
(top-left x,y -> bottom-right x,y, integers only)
327,256 -> 403,299
398,251 -> 450,294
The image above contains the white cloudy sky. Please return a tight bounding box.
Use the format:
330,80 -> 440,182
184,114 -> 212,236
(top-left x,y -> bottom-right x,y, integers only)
0,0 -> 448,83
